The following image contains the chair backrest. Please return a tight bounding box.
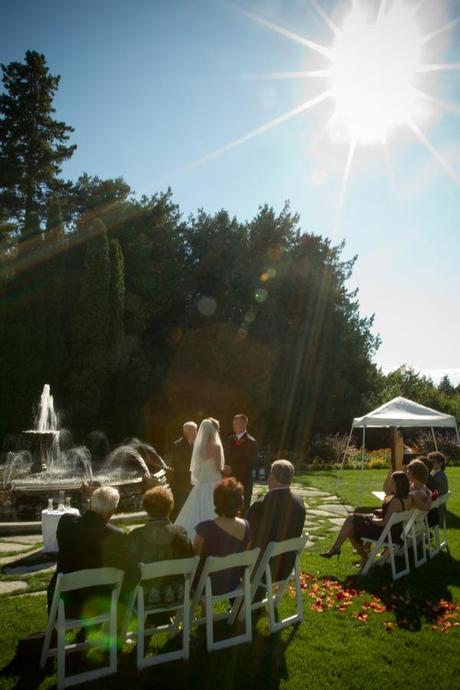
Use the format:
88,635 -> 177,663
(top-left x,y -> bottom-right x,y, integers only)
205,548 -> 260,576
57,567 -> 124,593
400,507 -> 430,537
431,492 -> 450,509
250,535 -> 307,588
140,557 -> 198,581
374,509 -> 414,543
264,535 -> 307,560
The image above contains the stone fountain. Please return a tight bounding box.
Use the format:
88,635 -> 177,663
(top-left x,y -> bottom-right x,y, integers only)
0,385 -> 168,523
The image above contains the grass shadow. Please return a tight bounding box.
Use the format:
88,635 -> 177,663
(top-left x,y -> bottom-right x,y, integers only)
342,549 -> 460,632
3,617 -> 296,690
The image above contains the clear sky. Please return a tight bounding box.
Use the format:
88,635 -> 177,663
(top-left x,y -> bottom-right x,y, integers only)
1,0 -> 459,383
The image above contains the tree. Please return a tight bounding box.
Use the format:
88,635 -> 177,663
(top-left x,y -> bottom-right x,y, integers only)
108,238 -> 125,370
66,218 -> 111,425
438,375 -> 454,396
0,51 -> 76,235
63,173 -> 131,229
43,196 -> 67,387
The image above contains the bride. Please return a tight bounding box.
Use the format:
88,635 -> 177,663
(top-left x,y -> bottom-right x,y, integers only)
174,418 -> 224,540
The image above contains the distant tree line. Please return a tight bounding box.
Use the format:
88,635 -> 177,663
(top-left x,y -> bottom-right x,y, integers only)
1,52 -> 458,453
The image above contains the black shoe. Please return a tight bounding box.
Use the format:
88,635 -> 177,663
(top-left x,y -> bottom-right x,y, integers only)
320,547 -> 341,559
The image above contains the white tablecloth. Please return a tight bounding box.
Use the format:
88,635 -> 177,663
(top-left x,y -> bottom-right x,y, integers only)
41,508 -> 80,553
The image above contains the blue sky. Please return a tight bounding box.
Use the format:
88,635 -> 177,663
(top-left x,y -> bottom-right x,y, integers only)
1,0 -> 459,382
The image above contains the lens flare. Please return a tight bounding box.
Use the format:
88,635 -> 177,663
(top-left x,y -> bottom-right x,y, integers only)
329,1 -> 424,143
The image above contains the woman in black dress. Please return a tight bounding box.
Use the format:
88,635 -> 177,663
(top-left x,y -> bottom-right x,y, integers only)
321,471 -> 411,564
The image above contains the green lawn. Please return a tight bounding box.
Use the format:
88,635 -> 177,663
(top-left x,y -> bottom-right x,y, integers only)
0,468 -> 459,690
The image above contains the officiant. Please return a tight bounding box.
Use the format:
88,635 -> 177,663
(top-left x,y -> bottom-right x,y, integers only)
225,413 -> 258,510
169,421 -> 197,518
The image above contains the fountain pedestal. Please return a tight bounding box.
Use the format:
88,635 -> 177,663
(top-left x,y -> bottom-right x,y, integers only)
20,431 -> 57,473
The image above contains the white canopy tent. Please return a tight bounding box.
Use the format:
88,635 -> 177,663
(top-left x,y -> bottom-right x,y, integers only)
339,396 -> 460,501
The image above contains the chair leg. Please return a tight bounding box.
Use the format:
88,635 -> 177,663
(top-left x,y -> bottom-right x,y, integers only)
265,569 -> 276,632
441,518 -> 448,550
243,570 -> 252,643
109,592 -> 118,676
137,591 -> 145,672
40,619 -> 55,669
361,541 -> 382,575
183,581 -> 190,660
295,564 -> 304,623
57,603 -> 66,690
205,581 -> 214,651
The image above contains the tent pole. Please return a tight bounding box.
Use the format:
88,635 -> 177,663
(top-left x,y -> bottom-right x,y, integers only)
337,425 -> 354,484
360,426 -> 366,505
455,423 -> 460,447
430,427 -> 438,452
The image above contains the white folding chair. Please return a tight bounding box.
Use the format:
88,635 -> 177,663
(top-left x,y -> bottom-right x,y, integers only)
405,509 -> 429,568
427,492 -> 450,558
124,556 -> 198,670
40,567 -> 123,689
190,548 -> 260,652
229,535 -> 308,632
361,510 -> 412,580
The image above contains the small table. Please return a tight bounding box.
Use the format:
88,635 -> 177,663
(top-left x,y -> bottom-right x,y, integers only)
372,491 -> 386,502
41,508 -> 80,553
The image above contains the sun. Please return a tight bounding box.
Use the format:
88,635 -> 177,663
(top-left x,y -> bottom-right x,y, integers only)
179,0 -> 460,224
329,1 -> 424,144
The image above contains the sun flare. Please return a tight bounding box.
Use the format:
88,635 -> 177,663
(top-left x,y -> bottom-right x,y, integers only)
329,1 -> 424,144
180,0 -> 459,230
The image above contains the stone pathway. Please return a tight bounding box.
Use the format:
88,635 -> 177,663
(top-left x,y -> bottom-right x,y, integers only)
0,580 -> 28,594
0,480 -> 353,597
252,481 -> 352,549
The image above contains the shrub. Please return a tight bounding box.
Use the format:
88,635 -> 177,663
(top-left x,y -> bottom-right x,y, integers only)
308,434 -> 355,464
417,431 -> 460,465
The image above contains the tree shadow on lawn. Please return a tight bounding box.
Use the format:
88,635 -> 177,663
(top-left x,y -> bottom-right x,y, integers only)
1,620 -> 297,690
344,549 -> 460,632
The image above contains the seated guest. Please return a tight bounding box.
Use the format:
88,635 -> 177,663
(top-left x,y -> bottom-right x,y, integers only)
128,486 -> 192,605
418,456 -> 440,528
428,451 -> 449,526
419,456 -> 438,493
247,459 -> 306,582
194,478 -> 250,595
407,459 -> 432,511
47,486 -> 138,615
428,451 -> 449,495
321,471 -> 411,565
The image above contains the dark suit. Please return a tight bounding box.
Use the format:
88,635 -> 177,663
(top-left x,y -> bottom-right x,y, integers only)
428,471 -> 449,527
47,511 -> 138,615
226,432 -> 258,510
433,470 -> 448,496
169,436 -> 193,517
246,487 -> 306,581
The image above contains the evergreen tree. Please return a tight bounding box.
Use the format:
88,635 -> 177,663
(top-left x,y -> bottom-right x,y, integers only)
108,238 -> 125,370
0,50 -> 76,234
66,218 -> 110,425
43,196 -> 67,387
438,375 -> 454,396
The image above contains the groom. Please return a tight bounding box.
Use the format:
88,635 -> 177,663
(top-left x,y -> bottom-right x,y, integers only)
225,414 -> 258,510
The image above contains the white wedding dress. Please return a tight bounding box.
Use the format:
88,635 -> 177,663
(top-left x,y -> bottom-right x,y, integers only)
174,457 -> 222,541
